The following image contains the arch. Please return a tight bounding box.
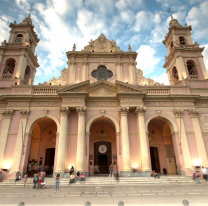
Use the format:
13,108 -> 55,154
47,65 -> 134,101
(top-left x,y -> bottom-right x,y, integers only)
145,113 -> 178,133
186,60 -> 198,75
3,56 -> 18,64
25,114 -> 60,134
24,65 -> 31,84
16,34 -> 23,38
3,58 -> 16,75
179,36 -> 185,44
86,114 -> 119,133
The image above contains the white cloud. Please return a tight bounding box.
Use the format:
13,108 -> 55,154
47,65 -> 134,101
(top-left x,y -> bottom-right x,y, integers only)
202,44 -> 208,73
136,45 -> 161,75
133,11 -> 154,32
116,0 -> 143,11
152,72 -> 169,85
0,15 -> 13,42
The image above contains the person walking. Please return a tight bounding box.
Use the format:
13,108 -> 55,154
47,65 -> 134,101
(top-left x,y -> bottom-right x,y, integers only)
109,164 -> 114,177
201,166 -> 207,181
23,173 -> 28,187
54,174 -> 61,192
193,172 -> 200,183
33,174 -> 38,189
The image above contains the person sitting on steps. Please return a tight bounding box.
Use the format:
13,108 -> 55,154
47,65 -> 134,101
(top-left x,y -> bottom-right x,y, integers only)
152,170 -> 160,178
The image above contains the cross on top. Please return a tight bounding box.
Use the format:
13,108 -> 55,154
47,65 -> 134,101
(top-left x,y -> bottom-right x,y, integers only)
28,3 -> 34,17
166,7 -> 174,17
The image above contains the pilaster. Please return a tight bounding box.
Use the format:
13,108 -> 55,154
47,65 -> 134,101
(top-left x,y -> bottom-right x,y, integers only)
189,109 -> 208,167
11,109 -> 29,173
0,109 -> 13,168
119,107 -> 131,171
82,59 -> 89,81
173,109 -> 193,171
128,60 -> 136,84
76,106 -> 86,172
116,61 -> 123,81
135,107 -> 151,171
56,106 -> 70,172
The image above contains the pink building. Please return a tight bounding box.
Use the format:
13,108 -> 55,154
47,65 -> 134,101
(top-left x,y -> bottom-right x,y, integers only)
0,15 -> 208,180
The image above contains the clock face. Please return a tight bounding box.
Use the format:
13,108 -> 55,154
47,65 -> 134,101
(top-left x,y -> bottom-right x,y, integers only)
15,38 -> 22,43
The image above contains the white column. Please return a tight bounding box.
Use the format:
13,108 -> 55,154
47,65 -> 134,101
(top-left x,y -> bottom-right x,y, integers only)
0,109 -> 13,169
76,107 -> 86,172
10,109 -> 29,173
135,107 -> 151,171
198,54 -> 208,79
189,109 -> 208,167
173,109 -> 193,170
82,59 -> 89,81
119,107 -> 131,171
56,107 -> 70,172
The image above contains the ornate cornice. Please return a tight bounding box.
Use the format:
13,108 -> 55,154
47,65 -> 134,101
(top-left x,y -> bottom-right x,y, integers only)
189,109 -> 198,118
135,106 -> 146,116
119,106 -> 129,116
20,109 -> 29,118
173,109 -> 184,118
59,106 -> 70,116
2,109 -> 13,118
76,106 -> 86,116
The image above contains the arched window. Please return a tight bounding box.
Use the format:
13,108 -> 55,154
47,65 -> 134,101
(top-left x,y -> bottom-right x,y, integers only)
170,41 -> 174,50
187,60 -> 197,75
2,58 -> 16,79
29,39 -> 32,48
91,66 -> 113,81
172,66 -> 178,83
179,36 -> 185,44
24,65 -> 31,84
15,34 -> 23,43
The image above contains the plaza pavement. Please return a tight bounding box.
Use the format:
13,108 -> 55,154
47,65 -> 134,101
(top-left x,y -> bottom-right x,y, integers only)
0,183 -> 207,206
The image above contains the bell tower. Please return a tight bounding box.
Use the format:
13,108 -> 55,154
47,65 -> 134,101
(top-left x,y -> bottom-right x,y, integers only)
163,17 -> 208,88
0,15 -> 39,87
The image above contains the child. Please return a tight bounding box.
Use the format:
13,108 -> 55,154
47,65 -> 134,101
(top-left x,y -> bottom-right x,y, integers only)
23,173 -> 28,187
54,174 -> 61,192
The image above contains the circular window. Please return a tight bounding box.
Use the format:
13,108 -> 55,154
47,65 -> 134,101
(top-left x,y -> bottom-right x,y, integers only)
91,66 -> 113,81
99,145 -> 107,154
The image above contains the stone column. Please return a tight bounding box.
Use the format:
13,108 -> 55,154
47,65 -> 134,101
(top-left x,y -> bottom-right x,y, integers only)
82,59 -> 89,81
0,53 -> 3,65
76,107 -> 86,172
116,61 -> 123,81
119,107 -> 131,171
56,107 -> 70,172
189,109 -> 208,167
176,55 -> 187,79
198,54 -> 208,79
69,60 -> 76,84
11,109 -> 29,173
173,109 -> 193,170
0,109 -> 13,169
128,61 -> 136,84
135,107 -> 151,171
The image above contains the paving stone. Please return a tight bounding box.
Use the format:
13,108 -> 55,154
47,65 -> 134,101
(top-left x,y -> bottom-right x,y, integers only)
187,193 -> 200,195
157,193 -> 172,195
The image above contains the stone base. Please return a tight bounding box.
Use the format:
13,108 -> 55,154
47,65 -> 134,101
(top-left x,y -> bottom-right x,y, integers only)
53,171 -> 89,178
177,170 -> 185,175
118,171 -> 151,177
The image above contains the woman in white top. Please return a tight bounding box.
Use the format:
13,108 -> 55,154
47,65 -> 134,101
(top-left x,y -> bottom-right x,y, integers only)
69,172 -> 75,184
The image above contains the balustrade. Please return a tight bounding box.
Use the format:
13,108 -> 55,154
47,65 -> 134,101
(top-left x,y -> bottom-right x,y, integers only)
2,74 -> 12,79
147,88 -> 170,95
33,87 -> 58,95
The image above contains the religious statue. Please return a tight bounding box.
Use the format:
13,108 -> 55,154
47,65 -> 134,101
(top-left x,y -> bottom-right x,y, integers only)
128,44 -> 132,52
72,43 -> 76,51
3,39 -> 7,43
14,21 -> 16,25
185,23 -> 187,27
194,41 -> 198,45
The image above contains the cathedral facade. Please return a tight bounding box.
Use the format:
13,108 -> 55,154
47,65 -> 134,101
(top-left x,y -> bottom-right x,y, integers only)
0,15 -> 208,179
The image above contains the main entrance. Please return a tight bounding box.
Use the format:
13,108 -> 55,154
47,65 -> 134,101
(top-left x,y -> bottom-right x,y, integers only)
94,141 -> 112,174
89,117 -> 117,176
150,147 -> 160,173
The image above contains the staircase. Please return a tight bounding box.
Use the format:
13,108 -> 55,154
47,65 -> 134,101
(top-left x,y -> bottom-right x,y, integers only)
0,175 -> 204,187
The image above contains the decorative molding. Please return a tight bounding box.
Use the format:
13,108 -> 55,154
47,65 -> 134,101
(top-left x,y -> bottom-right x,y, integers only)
13,89 -> 31,93
29,111 -> 38,118
173,109 -> 184,118
189,109 -> 198,118
2,109 -> 13,118
63,98 -> 84,102
43,110 -> 48,117
200,114 -> 208,129
100,110 -> 105,116
20,109 -> 29,118
119,107 -> 129,116
172,89 -> 189,93
8,102 -> 29,107
59,106 -> 70,116
145,102 -> 173,107
86,102 -> 120,107
87,111 -> 97,118
120,98 -> 141,102
30,102 -> 61,107
166,112 -> 175,118
135,106 -> 146,116
174,102 -> 194,106
76,106 -> 86,116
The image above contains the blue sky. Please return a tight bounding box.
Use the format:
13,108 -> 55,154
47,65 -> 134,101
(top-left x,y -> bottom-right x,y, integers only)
0,0 -> 208,85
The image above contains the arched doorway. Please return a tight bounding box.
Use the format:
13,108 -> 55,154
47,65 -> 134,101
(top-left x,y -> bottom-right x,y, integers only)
89,117 -> 117,176
28,117 -> 57,177
148,117 -> 177,175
